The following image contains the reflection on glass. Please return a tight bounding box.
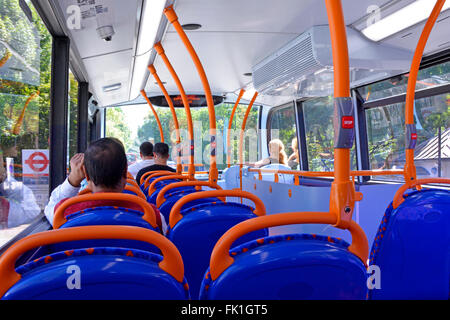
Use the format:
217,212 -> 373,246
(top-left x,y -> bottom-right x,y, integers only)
0,0 -> 52,244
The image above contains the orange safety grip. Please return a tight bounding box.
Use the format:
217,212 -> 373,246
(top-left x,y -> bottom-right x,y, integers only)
53,193 -> 157,229
227,89 -> 245,167
148,174 -> 190,196
169,189 -> 266,228
209,211 -> 368,280
142,171 -> 181,188
0,225 -> 185,297
392,178 -> 450,209
127,172 -> 134,179
124,184 -> 147,200
156,181 -> 222,207
140,90 -> 164,143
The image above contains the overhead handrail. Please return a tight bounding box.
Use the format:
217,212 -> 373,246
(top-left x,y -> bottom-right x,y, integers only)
208,211 -> 368,280
53,193 -> 158,229
227,89 -> 245,168
239,91 -> 259,193
169,189 -> 266,229
154,42 -> 196,180
403,0 -> 446,185
0,225 -> 185,297
148,64 -> 182,174
164,5 -> 218,184
156,180 -> 222,207
140,90 -> 164,143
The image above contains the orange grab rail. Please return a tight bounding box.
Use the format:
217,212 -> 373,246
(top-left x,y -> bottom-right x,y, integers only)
169,189 -> 266,229
141,171 -> 180,187
404,0 -> 445,183
53,193 -> 158,229
148,174 -> 190,196
325,0 -> 362,227
155,42 -> 196,179
0,225 -> 184,297
209,211 -> 368,280
164,5 -> 218,184
393,178 -> 450,209
156,181 -> 222,207
148,64 -> 182,174
140,90 -> 164,143
78,185 -> 146,200
12,91 -> 39,135
227,89 -> 245,167
127,172 -> 134,179
239,91 -> 259,193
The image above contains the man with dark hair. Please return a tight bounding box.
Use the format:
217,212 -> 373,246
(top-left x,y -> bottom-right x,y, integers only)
136,142 -> 176,185
128,141 -> 154,178
44,138 -> 166,232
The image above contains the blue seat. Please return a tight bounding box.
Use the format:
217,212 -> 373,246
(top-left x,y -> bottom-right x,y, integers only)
200,234 -> 367,300
3,247 -> 189,300
167,202 -> 267,299
159,189 -> 221,223
146,179 -> 182,204
369,189 -> 450,299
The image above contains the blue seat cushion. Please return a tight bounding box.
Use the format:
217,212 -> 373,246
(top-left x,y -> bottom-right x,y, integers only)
4,247 -> 189,300
200,233 -> 367,300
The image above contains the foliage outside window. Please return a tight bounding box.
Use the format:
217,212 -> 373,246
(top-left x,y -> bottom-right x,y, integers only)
106,103 -> 259,171
303,97 -> 357,172
0,0 -> 52,244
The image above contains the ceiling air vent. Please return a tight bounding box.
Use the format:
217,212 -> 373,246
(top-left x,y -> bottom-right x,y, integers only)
252,25 -> 413,97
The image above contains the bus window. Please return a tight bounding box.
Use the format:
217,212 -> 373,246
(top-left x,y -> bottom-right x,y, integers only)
0,0 -> 52,244
267,104 -> 298,168
303,97 -> 357,172
366,92 -> 450,181
67,70 -> 78,171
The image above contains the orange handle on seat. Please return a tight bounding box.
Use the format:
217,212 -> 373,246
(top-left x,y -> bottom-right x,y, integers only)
127,178 -> 139,186
53,193 -> 157,229
169,189 -> 266,228
148,175 -> 190,196
156,181 -> 222,207
127,172 -> 134,179
124,184 -> 147,200
209,211 -> 368,280
142,171 -> 180,188
78,188 -> 91,196
0,225 -> 185,297
393,178 -> 450,209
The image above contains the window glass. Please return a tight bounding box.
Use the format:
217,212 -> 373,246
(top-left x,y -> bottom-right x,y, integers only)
268,104 -> 298,169
366,92 -> 450,181
67,70 -> 78,172
105,103 -> 260,172
358,61 -> 450,102
303,97 -> 357,172
0,0 -> 52,244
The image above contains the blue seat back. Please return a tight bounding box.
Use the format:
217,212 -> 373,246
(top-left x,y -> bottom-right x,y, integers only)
167,202 -> 268,299
3,247 -> 189,300
369,189 -> 450,299
146,179 -> 182,204
52,207 -> 161,254
200,234 -> 367,300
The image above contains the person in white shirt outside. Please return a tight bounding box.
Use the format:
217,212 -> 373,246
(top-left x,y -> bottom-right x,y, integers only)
44,138 -> 167,233
127,141 -> 155,178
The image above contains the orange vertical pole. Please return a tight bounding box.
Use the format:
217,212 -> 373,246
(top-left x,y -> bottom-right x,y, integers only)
325,0 -> 362,226
239,91 -> 258,193
12,91 -> 39,135
227,89 -> 245,168
140,90 -> 164,143
154,42 -> 195,179
148,64 -> 182,174
404,0 -> 445,184
164,5 -> 218,184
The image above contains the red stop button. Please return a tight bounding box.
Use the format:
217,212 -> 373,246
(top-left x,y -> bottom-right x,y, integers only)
341,116 -> 354,129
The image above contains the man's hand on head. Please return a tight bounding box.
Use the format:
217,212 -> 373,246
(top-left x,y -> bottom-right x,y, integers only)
68,153 -> 85,187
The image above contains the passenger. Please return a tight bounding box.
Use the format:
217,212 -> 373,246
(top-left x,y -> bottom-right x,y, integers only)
44,138 -> 166,233
135,142 -> 176,185
127,141 -> 154,178
253,139 -> 288,168
287,137 -> 300,169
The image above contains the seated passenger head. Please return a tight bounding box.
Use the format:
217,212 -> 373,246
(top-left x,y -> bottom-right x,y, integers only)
153,142 -> 170,164
268,139 -> 287,165
140,141 -> 154,159
83,137 -> 128,192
